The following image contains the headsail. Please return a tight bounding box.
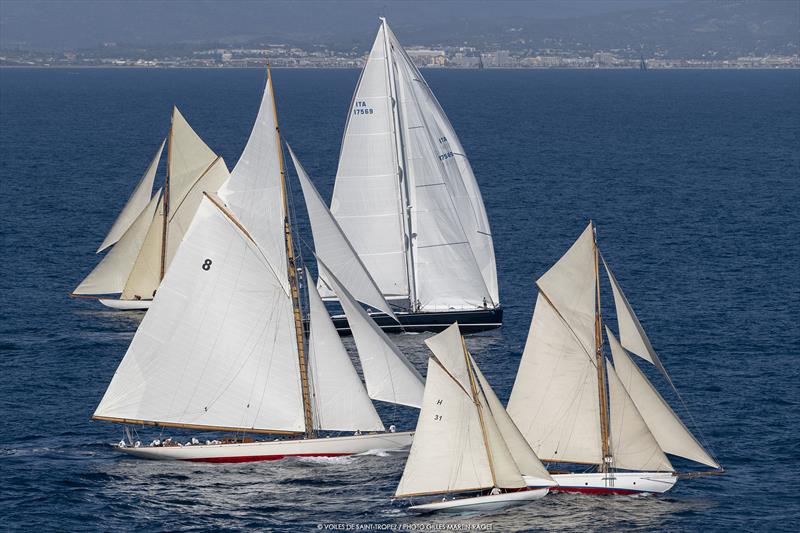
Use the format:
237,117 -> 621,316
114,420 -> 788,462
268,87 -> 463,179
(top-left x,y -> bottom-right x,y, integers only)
608,328 -> 719,468
602,256 -> 667,376
306,270 -> 384,432
287,144 -> 396,320
74,190 -> 162,295
384,21 -> 498,307
97,139 -> 165,253
507,223 -> 603,464
168,107 -> 218,210
318,260 -> 424,408
93,197 -> 304,433
606,356 -> 674,472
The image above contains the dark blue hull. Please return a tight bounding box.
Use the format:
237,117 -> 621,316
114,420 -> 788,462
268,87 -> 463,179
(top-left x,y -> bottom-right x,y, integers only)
330,306 -> 503,335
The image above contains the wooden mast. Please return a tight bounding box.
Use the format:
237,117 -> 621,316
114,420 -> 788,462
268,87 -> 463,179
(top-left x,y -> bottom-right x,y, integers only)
462,335 -> 498,488
159,111 -> 174,282
268,65 -> 314,438
592,221 -> 611,473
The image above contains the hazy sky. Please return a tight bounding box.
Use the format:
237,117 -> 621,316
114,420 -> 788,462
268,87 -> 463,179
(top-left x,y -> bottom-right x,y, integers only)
0,0 -> 682,49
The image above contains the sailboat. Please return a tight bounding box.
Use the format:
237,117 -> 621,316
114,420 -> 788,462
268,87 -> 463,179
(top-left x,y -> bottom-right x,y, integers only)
91,68 -> 424,462
322,18 -> 501,334
395,323 -> 554,512
71,109 -> 229,310
506,222 -> 722,494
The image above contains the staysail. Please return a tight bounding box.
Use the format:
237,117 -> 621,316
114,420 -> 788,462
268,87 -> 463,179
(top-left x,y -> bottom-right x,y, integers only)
306,270 -> 384,432
507,223 -> 603,464
318,260 -> 424,408
74,191 -> 162,296
608,328 -> 719,468
93,196 -> 305,433
287,144 -> 396,320
97,139 -> 165,253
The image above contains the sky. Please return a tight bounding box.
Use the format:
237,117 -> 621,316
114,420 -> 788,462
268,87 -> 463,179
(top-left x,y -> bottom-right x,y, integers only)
0,0 -> 683,50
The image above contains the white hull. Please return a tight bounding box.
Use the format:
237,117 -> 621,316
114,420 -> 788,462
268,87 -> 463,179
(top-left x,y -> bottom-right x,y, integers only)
541,472 -> 677,495
409,488 -> 549,513
116,431 -> 414,462
98,298 -> 152,310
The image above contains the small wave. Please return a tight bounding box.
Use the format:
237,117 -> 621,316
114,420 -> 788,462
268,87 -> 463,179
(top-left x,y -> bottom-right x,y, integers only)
294,455 -> 355,465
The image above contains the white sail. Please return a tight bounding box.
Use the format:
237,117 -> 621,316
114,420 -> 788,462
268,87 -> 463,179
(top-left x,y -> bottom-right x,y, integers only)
330,23 -> 408,299
121,195 -> 164,300
423,323 -> 525,490
606,353 -> 674,472
97,139 -> 165,253
165,157 -> 230,267
318,261 -> 424,408
74,191 -> 161,295
306,271 -> 384,432
168,107 -> 219,210
287,144 -> 396,320
218,72 -> 288,281
507,223 -> 603,464
395,356 -> 494,497
94,197 -> 304,433
608,328 -> 719,468
385,22 -> 498,306
472,359 -> 554,485
602,257 -> 667,374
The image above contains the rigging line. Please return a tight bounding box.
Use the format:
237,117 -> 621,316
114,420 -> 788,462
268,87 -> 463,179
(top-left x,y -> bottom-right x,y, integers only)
536,286 -> 598,369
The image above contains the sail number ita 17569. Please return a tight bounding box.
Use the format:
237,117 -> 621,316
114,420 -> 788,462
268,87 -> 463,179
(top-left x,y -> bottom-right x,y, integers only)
353,101 -> 374,115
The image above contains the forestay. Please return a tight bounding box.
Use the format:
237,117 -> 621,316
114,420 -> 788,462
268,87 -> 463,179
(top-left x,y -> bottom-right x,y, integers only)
318,261 -> 424,409
330,24 -> 408,299
288,144 -> 396,320
306,271 -> 384,432
507,223 -> 603,464
94,197 -> 305,433
385,23 -> 498,308
609,329 -> 719,468
97,139 -> 165,253
74,191 -> 162,295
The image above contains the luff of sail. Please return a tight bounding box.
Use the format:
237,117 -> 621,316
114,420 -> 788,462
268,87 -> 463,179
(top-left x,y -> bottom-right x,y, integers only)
318,260 -> 424,409
607,328 -> 720,468
384,21 -> 497,309
306,270 -> 384,432
507,223 -> 603,464
74,190 -> 162,295
97,139 -> 165,253
93,196 -> 305,433
287,143 -> 396,320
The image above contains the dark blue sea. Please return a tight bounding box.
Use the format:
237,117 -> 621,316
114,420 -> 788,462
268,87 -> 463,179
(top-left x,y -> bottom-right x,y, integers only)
1,67 -> 798,531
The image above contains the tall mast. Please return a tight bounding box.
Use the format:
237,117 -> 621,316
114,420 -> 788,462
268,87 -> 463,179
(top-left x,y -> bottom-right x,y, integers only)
381,17 -> 417,311
269,65 -> 314,438
593,222 -> 611,472
160,112 -> 174,281
462,336 -> 498,487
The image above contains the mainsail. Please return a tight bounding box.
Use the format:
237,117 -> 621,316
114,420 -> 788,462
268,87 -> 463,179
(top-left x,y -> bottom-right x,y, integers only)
96,139 -> 165,253
330,18 -> 498,311
395,323 -> 525,498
